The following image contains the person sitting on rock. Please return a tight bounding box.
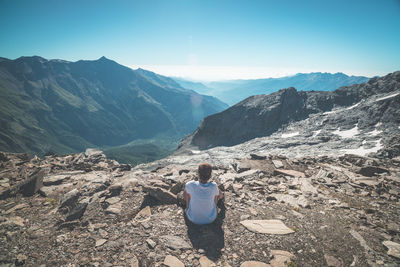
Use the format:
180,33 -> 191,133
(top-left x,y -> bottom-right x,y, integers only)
183,163 -> 224,225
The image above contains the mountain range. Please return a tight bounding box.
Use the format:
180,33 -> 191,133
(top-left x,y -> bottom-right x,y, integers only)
0,56 -> 227,163
174,72 -> 370,105
178,71 -> 400,157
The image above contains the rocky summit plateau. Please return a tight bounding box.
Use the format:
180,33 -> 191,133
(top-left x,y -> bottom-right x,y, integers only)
1,71 -> 400,266
0,147 -> 400,267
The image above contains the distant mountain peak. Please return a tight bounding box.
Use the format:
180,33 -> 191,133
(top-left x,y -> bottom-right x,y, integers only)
98,56 -> 109,61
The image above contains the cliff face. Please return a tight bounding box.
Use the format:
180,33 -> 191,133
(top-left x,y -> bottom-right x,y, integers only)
181,71 -> 400,150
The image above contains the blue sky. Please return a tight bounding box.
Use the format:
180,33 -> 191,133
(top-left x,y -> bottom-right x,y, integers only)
1,0 -> 399,80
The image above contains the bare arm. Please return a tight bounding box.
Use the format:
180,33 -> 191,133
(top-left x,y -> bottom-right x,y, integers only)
214,188 -> 224,205
183,189 -> 191,209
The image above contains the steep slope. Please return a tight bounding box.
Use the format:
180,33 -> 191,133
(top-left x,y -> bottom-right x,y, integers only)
180,71 -> 400,153
206,72 -> 370,105
0,56 -> 228,156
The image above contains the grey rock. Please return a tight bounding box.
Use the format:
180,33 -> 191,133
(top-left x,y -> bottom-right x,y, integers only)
142,185 -> 177,204
160,235 -> 191,250
60,188 -> 80,209
65,203 -> 87,221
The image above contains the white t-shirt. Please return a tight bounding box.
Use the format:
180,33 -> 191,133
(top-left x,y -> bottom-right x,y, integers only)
185,180 -> 219,225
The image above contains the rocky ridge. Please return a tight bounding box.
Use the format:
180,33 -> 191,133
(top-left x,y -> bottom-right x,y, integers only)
1,148 -> 400,266
180,71 -> 400,152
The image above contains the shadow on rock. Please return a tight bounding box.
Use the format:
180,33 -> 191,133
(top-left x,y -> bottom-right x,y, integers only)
184,200 -> 226,260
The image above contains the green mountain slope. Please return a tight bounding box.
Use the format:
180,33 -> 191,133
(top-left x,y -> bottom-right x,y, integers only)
0,56 -> 228,157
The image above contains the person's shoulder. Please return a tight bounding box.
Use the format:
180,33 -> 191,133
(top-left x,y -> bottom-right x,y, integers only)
210,181 -> 218,188
185,180 -> 197,186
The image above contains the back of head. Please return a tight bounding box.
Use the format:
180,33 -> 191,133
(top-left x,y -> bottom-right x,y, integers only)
198,163 -> 212,182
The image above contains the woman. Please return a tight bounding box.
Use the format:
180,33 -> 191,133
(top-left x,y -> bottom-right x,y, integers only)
183,163 -> 224,225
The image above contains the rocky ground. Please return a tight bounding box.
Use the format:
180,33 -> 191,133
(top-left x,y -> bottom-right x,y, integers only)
1,149 -> 400,267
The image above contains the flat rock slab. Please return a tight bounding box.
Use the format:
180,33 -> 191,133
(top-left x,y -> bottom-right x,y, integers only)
240,261 -> 271,267
272,160 -> 284,169
95,238 -> 107,247
163,255 -> 184,267
134,206 -> 151,222
160,235 -> 191,250
353,177 -> 380,186
324,254 -> 342,267
273,169 -> 305,178
43,174 -> 70,186
240,220 -> 294,235
383,240 -> 400,259
199,256 -> 216,267
270,250 -> 295,267
105,203 -> 122,215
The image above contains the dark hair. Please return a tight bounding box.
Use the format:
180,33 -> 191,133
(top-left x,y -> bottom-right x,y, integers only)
198,163 -> 212,181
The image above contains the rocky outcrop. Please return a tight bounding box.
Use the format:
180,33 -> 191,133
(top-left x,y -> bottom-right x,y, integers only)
180,71 -> 400,151
1,150 -> 399,266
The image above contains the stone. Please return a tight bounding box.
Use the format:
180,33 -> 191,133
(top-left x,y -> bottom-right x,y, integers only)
383,240 -> 400,259
107,184 -> 123,197
272,160 -> 284,169
130,255 -> 139,267
39,183 -> 72,197
85,148 -> 104,158
199,256 -> 216,267
16,254 -> 27,265
163,255 -> 185,267
387,222 -> 399,234
240,220 -> 294,235
353,177 -> 380,187
6,216 -> 25,227
357,166 -> 389,177
60,188 -> 80,208
142,185 -> 177,204
160,235 -> 191,250
4,203 -> 28,215
20,168 -> 46,196
146,238 -> 156,248
66,203 -> 88,221
349,230 -> 371,252
274,169 -> 305,178
240,261 -> 271,267
134,206 -> 151,222
324,254 -> 342,267
105,203 -> 122,215
105,196 -> 121,205
43,174 -> 70,186
170,181 -> 184,194
270,250 -> 294,267
250,154 -> 267,160
95,238 -> 107,247
270,194 -> 310,208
